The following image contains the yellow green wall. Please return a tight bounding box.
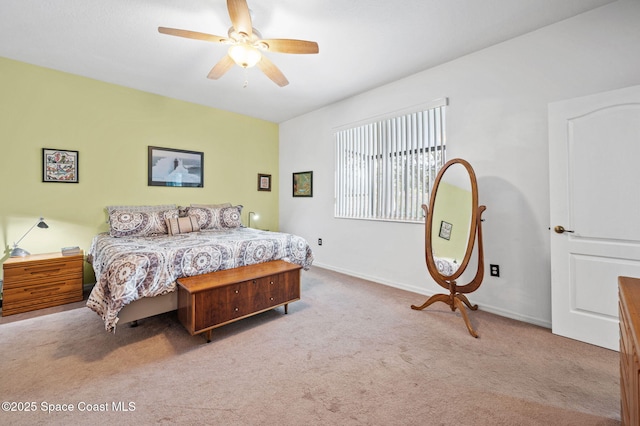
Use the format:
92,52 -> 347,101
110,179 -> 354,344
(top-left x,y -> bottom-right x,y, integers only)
0,57 -> 279,283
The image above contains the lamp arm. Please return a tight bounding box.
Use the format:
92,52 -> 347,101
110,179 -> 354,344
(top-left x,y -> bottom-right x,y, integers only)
13,218 -> 41,247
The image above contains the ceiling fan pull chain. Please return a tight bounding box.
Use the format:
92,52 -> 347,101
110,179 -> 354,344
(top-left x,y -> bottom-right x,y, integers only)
243,68 -> 249,88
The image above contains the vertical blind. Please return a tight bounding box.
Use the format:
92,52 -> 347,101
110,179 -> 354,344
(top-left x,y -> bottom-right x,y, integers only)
335,99 -> 447,222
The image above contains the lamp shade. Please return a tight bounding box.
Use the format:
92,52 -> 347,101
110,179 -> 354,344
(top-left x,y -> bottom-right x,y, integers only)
248,212 -> 259,228
228,44 -> 262,68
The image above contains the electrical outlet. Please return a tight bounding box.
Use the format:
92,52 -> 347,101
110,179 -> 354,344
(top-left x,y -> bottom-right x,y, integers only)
490,264 -> 500,277
318,238 -> 323,246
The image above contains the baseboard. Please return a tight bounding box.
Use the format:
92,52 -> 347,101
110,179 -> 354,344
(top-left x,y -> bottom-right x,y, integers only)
310,262 -> 551,329
81,266 -> 551,329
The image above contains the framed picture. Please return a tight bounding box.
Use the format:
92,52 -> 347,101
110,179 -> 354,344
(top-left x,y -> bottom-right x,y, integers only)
43,148 -> 79,183
258,173 -> 272,191
148,146 -> 203,187
439,220 -> 452,240
293,171 -> 313,197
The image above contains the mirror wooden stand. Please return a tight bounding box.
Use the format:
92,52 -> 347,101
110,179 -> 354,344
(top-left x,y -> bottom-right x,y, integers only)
411,158 -> 486,337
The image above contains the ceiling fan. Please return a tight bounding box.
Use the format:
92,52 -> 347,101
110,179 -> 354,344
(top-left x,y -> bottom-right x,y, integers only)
158,0 -> 319,87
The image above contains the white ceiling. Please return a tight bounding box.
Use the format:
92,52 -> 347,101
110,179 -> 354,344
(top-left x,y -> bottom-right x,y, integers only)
0,0 -> 615,123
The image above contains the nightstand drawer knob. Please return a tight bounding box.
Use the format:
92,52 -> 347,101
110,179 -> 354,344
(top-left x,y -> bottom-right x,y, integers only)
270,297 -> 274,301
234,307 -> 239,312
235,290 -> 239,294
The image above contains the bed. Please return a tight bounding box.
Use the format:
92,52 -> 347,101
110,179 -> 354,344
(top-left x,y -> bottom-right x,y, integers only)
86,204 -> 314,332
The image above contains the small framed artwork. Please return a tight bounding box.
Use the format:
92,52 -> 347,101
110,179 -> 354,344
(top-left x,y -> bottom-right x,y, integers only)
148,146 -> 203,187
439,221 -> 452,240
258,173 -> 272,191
293,171 -> 313,197
43,148 -> 79,183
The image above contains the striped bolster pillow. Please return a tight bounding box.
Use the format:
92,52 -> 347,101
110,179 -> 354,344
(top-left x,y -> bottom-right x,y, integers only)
165,216 -> 200,236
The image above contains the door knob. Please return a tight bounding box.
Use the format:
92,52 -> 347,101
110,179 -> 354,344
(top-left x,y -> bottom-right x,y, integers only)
554,225 -> 574,234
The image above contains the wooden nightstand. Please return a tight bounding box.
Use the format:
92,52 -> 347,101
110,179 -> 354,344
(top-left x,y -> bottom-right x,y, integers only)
2,251 -> 84,316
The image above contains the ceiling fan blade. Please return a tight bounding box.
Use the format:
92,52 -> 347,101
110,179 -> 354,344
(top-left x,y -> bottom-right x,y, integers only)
227,0 -> 253,37
158,27 -> 226,43
207,55 -> 236,80
257,56 -> 289,87
260,39 -> 319,54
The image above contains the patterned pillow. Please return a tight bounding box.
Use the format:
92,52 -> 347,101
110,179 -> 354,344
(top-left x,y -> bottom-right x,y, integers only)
109,209 -> 179,237
106,204 -> 177,215
219,205 -> 243,228
177,206 -> 189,217
187,205 -> 243,230
434,257 -> 458,276
190,202 -> 232,208
165,216 -> 200,236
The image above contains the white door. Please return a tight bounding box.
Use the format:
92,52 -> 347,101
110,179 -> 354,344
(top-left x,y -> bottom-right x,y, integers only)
549,85 -> 640,351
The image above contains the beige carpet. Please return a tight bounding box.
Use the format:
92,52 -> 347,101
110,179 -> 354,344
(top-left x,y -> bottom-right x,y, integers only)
0,267 -> 620,425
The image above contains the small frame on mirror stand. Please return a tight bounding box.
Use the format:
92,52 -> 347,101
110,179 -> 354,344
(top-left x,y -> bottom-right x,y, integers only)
439,221 -> 452,240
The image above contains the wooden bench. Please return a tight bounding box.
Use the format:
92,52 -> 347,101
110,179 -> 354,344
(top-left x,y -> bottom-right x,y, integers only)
176,260 -> 302,342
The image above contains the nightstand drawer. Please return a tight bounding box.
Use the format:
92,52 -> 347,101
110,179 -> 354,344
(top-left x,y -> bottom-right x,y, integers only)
3,277 -> 82,302
3,258 -> 83,287
2,252 -> 84,316
2,288 -> 83,316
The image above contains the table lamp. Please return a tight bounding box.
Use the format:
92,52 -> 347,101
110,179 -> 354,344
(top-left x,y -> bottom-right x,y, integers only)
248,212 -> 259,228
10,217 -> 49,257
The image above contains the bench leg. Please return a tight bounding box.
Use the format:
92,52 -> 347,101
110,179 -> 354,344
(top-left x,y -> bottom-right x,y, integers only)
284,303 -> 288,314
204,330 -> 212,343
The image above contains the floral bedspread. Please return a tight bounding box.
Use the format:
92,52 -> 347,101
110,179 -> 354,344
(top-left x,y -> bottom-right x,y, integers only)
87,227 -> 314,332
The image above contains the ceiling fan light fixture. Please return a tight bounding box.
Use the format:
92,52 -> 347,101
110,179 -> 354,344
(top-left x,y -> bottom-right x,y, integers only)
228,44 -> 261,68
159,0 -> 318,86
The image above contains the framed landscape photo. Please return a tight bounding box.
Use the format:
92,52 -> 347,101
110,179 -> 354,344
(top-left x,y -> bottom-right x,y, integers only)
43,148 -> 79,183
293,171 -> 313,197
148,146 -> 203,187
258,173 -> 271,191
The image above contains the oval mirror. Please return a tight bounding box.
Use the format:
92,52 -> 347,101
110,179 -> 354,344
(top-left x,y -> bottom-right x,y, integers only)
412,158 -> 486,338
426,159 -> 478,281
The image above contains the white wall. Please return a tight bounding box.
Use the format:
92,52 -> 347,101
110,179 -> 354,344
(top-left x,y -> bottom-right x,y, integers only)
279,0 -> 640,328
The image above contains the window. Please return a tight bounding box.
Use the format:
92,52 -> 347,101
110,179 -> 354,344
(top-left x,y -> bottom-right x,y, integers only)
335,98 -> 447,222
